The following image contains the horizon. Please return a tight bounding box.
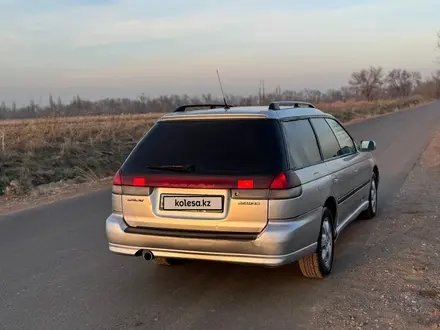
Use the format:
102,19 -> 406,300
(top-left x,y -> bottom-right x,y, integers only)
1,0 -> 439,106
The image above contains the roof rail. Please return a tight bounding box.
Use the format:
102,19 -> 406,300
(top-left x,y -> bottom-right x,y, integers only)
173,104 -> 233,113
268,101 -> 315,110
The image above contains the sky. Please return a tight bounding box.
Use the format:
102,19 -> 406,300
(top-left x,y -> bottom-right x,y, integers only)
0,0 -> 439,106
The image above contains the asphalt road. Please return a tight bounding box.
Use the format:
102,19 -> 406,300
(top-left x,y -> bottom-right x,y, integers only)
1,101 -> 440,330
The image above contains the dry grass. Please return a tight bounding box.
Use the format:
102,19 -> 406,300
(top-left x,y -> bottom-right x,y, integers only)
0,113 -> 163,195
317,96 -> 425,121
0,97 -> 428,195
0,113 -> 163,151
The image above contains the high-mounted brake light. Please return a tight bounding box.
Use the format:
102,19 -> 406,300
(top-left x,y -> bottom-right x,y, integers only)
270,172 -> 288,189
237,179 -> 254,189
133,177 -> 146,186
113,170 -> 122,186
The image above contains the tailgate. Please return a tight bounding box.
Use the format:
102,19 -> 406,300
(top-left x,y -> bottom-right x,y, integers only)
115,117 -> 288,234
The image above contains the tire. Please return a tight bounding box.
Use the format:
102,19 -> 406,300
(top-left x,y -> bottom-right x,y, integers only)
299,207 -> 335,279
363,172 -> 378,220
153,257 -> 183,266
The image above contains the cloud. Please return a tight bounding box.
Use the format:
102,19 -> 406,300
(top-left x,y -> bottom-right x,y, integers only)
0,0 -> 439,103
3,0 -> 436,51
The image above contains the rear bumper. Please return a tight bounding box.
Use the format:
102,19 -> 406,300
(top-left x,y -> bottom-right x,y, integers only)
105,207 -> 322,267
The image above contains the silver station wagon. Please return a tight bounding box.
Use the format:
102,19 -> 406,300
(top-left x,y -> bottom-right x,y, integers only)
106,101 -> 379,279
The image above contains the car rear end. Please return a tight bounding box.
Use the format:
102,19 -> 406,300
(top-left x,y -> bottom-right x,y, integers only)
105,113 -> 319,266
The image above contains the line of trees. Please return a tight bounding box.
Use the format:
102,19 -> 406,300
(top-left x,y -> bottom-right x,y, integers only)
1,68 -> 440,120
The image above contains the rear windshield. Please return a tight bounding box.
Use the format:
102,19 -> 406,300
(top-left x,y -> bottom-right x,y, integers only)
122,118 -> 287,175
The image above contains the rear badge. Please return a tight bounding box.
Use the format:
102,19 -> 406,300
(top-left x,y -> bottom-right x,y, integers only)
238,201 -> 260,206
127,198 -> 144,202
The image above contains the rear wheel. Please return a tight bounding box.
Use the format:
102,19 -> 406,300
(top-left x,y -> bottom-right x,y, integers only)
298,207 -> 334,279
362,172 -> 378,219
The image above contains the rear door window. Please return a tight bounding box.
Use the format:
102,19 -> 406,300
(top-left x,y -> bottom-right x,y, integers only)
281,119 -> 322,169
310,118 -> 341,160
325,118 -> 357,155
122,118 -> 288,175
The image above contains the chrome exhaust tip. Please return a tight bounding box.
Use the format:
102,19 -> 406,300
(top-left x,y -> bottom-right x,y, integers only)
143,250 -> 154,261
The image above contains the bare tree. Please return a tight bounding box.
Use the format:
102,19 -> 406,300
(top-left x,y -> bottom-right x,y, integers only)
387,69 -> 406,98
349,66 -> 384,101
138,93 -> 148,105
49,94 -> 56,116
0,102 -> 7,119
201,93 -> 213,103
302,89 -> 322,103
340,86 -> 353,102
326,89 -> 343,102
386,69 -> 421,98
411,71 -> 422,88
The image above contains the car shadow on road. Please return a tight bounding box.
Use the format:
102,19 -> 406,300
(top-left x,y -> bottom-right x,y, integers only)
105,214 -> 392,328
121,213 -> 386,297
119,257 -> 324,322
330,208 -> 389,277
105,212 -> 390,330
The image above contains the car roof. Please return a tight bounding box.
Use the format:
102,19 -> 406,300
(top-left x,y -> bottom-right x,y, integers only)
158,102 -> 335,122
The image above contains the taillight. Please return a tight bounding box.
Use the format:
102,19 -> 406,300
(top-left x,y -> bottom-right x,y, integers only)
270,172 -> 288,189
112,170 -> 123,195
268,171 -> 302,200
113,170 -> 122,185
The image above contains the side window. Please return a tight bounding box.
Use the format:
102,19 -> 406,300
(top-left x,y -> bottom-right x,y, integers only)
309,118 -> 340,160
325,119 -> 356,156
281,119 -> 322,169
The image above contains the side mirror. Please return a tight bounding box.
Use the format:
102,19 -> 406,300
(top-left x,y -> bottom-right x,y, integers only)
359,140 -> 376,152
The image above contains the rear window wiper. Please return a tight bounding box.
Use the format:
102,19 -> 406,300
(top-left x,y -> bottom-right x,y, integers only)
146,164 -> 195,172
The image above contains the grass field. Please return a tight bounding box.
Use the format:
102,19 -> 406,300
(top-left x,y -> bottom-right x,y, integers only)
0,96 -> 427,196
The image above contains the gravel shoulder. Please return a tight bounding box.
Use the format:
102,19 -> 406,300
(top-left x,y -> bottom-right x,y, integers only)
310,128 -> 440,330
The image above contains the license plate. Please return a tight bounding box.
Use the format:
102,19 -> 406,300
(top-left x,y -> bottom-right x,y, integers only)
162,195 -> 223,211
